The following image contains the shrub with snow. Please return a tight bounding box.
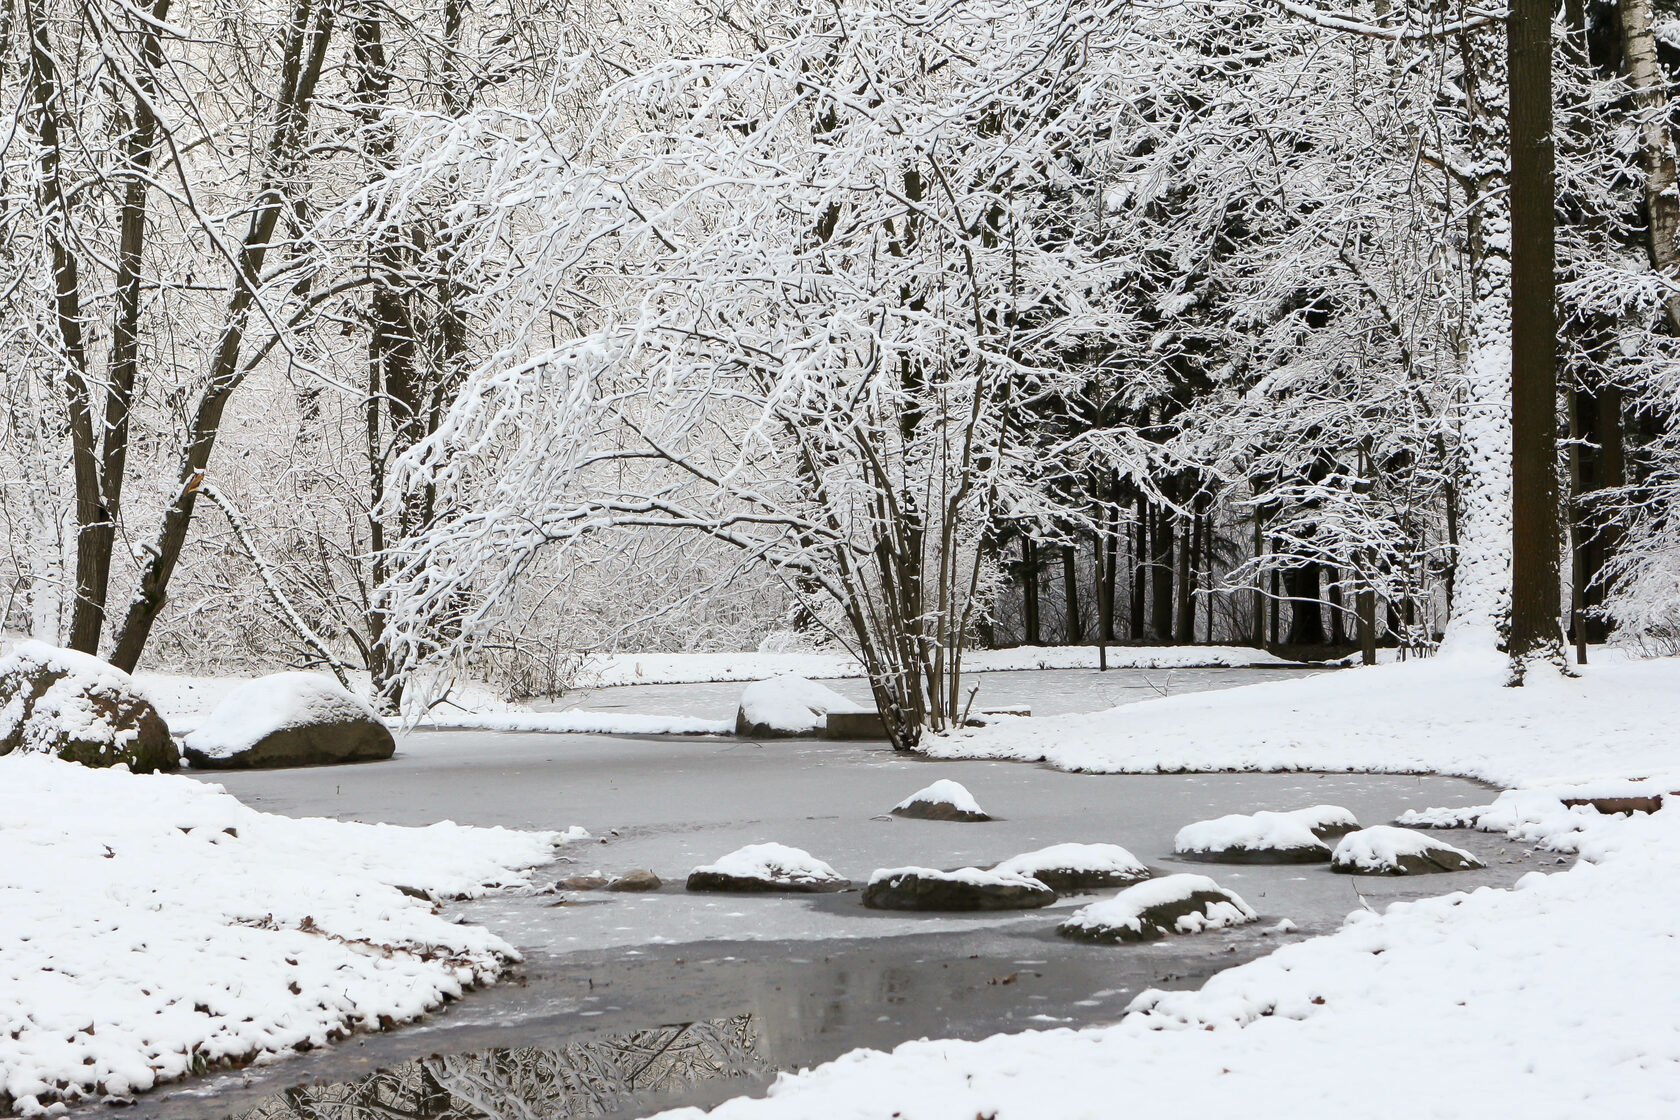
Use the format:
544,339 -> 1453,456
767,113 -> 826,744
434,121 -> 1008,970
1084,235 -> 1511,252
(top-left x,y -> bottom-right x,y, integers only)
991,843 -> 1150,891
734,675 -> 860,737
1173,809 -> 1337,863
1330,826 -> 1486,875
890,779 -> 991,822
1058,874 -> 1258,943
0,641 -> 176,772
687,842 -> 850,892
182,672 -> 393,769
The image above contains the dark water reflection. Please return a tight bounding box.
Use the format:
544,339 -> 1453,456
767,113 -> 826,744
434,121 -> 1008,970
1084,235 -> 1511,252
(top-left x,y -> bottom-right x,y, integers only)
234,1016 -> 763,1120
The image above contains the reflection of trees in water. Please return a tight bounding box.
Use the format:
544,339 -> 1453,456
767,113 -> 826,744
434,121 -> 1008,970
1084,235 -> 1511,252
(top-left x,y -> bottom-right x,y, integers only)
238,1016 -> 762,1119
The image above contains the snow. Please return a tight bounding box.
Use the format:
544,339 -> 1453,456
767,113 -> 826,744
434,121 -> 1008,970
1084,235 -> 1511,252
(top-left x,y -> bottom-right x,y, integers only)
991,843 -> 1148,880
1057,874 -> 1258,939
181,672 -> 384,758
575,646 -> 1295,687
1329,825 -> 1483,873
736,675 -> 860,734
1174,810 -> 1330,856
925,651 -> 1680,794
421,710 -> 732,735
691,843 -> 846,886
644,654 -> 1680,1120
893,779 -> 985,815
0,753 -> 571,1116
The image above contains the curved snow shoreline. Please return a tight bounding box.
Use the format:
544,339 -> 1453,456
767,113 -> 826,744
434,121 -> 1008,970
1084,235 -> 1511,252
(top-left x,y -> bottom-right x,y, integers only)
645,654 -> 1680,1119
0,755 -> 572,1118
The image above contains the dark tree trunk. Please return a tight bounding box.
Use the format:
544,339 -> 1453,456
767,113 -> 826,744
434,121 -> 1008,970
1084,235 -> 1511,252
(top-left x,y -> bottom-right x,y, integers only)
1327,571 -> 1346,646
1130,496 -> 1147,641
1150,506 -> 1174,640
1285,563 -> 1325,646
1022,538 -> 1041,646
1507,0 -> 1564,666
1174,516 -> 1194,643
1062,544 -> 1082,644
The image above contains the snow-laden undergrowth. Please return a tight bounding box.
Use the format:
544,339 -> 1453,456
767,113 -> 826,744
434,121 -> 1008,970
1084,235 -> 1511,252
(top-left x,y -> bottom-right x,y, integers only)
0,755 -> 569,1116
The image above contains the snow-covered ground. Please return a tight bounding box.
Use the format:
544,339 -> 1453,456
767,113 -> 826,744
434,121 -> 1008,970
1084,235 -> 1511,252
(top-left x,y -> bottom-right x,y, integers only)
575,645 -> 1295,687
643,651 -> 1680,1119
0,755 -> 576,1117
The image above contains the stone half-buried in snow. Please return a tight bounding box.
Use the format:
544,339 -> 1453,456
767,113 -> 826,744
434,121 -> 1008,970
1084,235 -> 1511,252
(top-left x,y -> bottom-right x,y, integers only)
990,843 -> 1151,892
863,866 -> 1056,911
1172,806 -> 1357,863
734,675 -> 861,738
0,641 -> 177,772
687,842 -> 851,893
890,778 -> 991,822
182,672 -> 394,769
1330,825 -> 1486,875
1056,873 -> 1258,943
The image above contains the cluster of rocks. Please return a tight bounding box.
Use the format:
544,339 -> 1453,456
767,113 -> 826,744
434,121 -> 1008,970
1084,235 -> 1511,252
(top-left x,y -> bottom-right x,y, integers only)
1173,804 -> 1486,876
0,642 -> 394,773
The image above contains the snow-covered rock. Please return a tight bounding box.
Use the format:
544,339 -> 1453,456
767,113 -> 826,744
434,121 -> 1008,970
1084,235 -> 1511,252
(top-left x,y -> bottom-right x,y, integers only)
1289,804 -> 1361,840
1173,809 -> 1335,863
0,641 -> 176,772
890,779 -> 991,822
1330,826 -> 1486,875
863,866 -> 1056,911
735,675 -> 860,737
182,672 -> 394,769
687,842 -> 850,893
1057,874 -> 1258,943
991,843 -> 1150,892
0,753 -> 566,1115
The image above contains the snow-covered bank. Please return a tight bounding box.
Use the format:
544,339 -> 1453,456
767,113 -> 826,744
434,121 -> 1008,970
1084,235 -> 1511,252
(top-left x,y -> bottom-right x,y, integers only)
0,755 -> 570,1117
645,654 -> 1680,1120
576,645 -> 1295,687
425,710 -> 733,736
927,650 -> 1680,793
655,803 -> 1680,1119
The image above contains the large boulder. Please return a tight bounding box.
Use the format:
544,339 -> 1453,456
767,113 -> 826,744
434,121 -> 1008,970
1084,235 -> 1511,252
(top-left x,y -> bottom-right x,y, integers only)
183,672 -> 393,769
0,641 -> 176,771
735,676 -> 860,737
890,778 -> 991,822
1330,826 -> 1485,875
991,843 -> 1151,892
687,842 -> 850,892
1057,874 -> 1258,943
862,866 -> 1056,911
1173,808 -> 1338,864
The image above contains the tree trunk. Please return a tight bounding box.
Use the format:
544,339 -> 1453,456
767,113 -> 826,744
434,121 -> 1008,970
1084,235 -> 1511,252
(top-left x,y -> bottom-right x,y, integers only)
1618,0 -> 1680,333
1130,495 -> 1147,640
1062,543 -> 1082,644
1022,537 -> 1041,645
108,0 -> 337,671
1507,0 -> 1564,668
1285,563 -> 1325,646
1151,507 -> 1174,640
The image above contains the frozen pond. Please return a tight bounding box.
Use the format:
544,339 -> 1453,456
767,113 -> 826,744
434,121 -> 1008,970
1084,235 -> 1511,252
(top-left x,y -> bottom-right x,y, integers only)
114,703 -> 1566,1120
537,664 -> 1325,721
